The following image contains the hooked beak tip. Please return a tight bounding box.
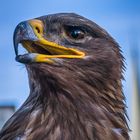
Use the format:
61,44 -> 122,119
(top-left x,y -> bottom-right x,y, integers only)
13,21 -> 38,56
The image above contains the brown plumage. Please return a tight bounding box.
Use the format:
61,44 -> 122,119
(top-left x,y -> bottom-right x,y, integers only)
0,13 -> 130,140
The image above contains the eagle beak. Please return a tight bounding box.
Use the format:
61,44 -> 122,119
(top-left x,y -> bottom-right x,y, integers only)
13,21 -> 39,56
13,20 -> 85,64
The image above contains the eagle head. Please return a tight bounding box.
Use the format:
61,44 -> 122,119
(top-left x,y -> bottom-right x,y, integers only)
13,13 -> 124,98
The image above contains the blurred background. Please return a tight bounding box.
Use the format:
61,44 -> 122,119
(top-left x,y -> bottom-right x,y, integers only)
0,0 -> 139,139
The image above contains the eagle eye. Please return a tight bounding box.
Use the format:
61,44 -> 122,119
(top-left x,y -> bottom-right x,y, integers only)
65,26 -> 85,40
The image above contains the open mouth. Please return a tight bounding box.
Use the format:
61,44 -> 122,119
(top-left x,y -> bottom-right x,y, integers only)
14,20 -> 85,64
29,42 -> 52,55
15,39 -> 85,64
21,41 -> 52,55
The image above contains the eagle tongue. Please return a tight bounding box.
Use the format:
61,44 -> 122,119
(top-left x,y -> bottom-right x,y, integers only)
32,43 -> 52,55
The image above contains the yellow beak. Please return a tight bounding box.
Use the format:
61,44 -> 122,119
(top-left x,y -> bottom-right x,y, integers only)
14,19 -> 85,64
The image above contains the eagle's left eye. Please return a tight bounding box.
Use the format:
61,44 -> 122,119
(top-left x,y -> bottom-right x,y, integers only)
65,26 -> 85,40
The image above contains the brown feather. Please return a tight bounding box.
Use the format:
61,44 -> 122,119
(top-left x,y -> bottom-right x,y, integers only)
0,13 -> 130,140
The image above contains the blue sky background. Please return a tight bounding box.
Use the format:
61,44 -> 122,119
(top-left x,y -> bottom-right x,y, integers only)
0,0 -> 140,124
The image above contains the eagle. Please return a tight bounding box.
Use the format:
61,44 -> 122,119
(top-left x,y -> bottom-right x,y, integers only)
0,13 -> 130,140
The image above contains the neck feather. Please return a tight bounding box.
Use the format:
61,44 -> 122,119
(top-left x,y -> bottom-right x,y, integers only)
25,63 -> 129,139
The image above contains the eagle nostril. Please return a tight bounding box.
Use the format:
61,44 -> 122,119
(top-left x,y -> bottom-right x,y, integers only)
35,26 -> 41,34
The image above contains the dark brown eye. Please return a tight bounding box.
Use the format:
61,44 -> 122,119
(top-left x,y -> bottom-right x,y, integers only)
65,26 -> 85,40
